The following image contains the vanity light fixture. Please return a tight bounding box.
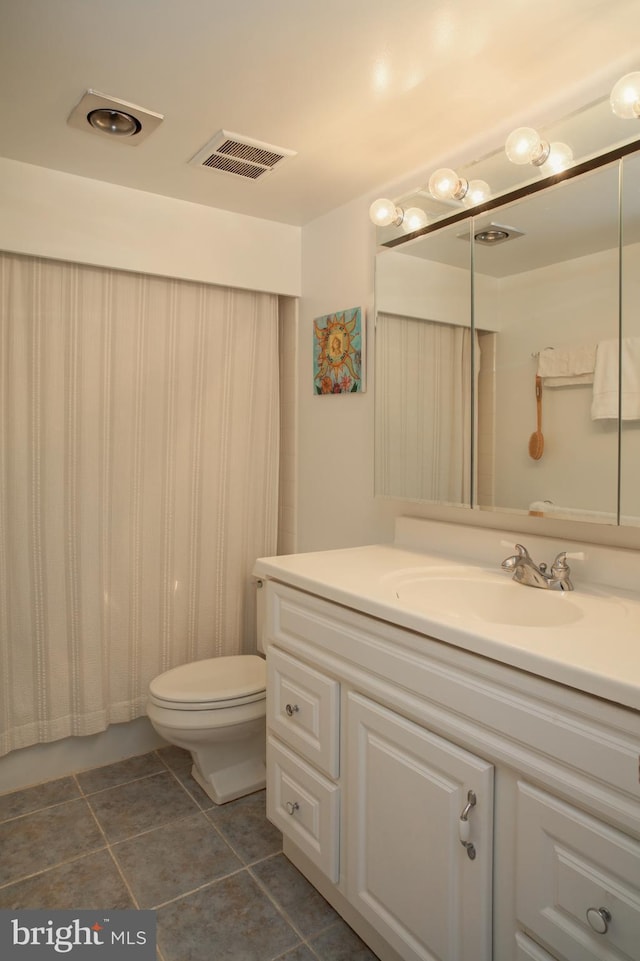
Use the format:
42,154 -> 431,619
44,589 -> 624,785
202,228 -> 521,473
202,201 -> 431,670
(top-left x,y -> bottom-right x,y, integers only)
369,199 -> 429,231
505,126 -> 573,174
461,179 -> 491,207
428,167 -> 469,201
401,207 -> 429,232
369,197 -> 405,227
427,169 -> 491,207
610,71 -> 640,119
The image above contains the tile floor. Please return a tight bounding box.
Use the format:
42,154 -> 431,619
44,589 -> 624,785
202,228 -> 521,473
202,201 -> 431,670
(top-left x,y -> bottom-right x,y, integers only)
0,747 -> 381,961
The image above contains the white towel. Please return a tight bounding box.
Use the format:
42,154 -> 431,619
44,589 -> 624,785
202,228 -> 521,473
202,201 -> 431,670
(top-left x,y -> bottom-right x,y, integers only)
536,345 -> 596,386
591,337 -> 640,420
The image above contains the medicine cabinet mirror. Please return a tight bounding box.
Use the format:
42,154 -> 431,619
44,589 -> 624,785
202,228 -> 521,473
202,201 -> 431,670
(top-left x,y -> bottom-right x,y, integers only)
374,100 -> 640,526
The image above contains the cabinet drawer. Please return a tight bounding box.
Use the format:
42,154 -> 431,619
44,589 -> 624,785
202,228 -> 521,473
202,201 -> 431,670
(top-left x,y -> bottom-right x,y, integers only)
267,647 -> 339,778
517,781 -> 640,961
515,932 -> 557,960
266,736 -> 340,882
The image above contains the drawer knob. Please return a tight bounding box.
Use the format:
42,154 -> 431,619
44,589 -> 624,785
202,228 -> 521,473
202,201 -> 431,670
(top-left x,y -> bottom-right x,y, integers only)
586,907 -> 612,934
285,801 -> 300,816
285,703 -> 300,716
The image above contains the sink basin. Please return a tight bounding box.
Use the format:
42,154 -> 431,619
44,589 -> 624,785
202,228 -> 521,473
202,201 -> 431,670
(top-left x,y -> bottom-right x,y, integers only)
382,567 -> 584,627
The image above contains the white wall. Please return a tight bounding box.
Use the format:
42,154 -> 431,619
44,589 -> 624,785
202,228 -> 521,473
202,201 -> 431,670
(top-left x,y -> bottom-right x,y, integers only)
0,158 -> 301,295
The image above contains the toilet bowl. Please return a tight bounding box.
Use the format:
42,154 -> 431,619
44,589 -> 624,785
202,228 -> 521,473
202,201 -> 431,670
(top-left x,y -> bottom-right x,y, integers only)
147,653 -> 267,804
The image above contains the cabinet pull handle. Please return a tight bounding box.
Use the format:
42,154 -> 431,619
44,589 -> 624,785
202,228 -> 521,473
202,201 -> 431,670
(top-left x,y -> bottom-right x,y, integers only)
459,790 -> 477,860
285,801 -> 299,816
285,703 -> 299,716
586,907 -> 612,934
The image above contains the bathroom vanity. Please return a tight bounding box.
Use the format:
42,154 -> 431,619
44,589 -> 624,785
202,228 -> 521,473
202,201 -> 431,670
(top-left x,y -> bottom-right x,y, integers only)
254,518 -> 640,961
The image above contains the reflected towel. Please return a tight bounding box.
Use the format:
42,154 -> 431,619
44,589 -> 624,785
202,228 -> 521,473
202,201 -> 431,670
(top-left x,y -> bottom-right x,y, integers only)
536,345 -> 596,386
591,337 -> 640,420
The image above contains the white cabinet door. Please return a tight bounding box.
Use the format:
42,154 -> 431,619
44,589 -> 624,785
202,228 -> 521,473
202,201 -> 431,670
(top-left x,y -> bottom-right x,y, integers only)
346,691 -> 494,961
517,781 -> 640,961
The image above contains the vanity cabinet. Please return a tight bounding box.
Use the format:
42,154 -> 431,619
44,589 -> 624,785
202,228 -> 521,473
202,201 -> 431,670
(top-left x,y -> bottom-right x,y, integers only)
516,782 -> 640,961
261,578 -> 640,961
345,692 -> 493,961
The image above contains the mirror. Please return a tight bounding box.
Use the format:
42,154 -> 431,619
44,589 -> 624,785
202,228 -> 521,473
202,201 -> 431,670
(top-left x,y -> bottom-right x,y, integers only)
375,135 -> 640,526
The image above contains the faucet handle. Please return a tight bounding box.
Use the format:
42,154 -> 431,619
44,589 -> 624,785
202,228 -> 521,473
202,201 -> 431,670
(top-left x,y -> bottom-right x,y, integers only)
500,542 -> 532,572
500,541 -> 531,556
551,550 -> 585,571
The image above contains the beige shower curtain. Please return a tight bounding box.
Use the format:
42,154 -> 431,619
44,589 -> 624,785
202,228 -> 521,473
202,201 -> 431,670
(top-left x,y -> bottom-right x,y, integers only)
0,252 -> 280,757
376,312 -> 477,504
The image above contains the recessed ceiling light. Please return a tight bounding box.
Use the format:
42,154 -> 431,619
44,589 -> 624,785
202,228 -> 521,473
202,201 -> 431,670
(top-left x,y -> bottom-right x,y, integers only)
87,108 -> 142,138
67,90 -> 163,146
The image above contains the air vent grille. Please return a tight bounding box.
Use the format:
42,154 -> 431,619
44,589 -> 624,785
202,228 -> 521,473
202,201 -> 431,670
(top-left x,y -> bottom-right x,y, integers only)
189,130 -> 296,182
202,154 -> 267,180
216,139 -> 285,168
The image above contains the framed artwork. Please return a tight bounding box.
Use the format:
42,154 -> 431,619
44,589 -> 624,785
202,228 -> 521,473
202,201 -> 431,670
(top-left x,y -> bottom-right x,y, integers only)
313,306 -> 364,394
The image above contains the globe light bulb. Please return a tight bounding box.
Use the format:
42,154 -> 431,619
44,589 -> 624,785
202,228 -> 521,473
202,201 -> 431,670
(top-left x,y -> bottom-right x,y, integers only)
461,179 -> 491,208
539,142 -> 574,176
428,168 -> 463,201
610,72 -> 640,119
369,197 -> 403,227
505,127 -> 549,166
401,207 -> 428,233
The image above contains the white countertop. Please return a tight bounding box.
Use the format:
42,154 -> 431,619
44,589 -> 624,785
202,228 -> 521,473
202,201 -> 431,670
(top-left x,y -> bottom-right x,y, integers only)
254,521 -> 640,711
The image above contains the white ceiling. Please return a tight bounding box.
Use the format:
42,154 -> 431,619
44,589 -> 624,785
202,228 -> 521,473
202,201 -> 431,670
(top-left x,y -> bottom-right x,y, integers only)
1,0 -> 640,227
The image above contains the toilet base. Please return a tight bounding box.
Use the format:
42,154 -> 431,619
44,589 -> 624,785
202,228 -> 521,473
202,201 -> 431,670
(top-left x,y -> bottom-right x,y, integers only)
191,757 -> 266,805
185,715 -> 266,805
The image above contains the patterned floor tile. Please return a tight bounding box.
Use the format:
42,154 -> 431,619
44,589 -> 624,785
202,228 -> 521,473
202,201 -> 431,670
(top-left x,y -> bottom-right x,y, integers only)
87,771 -> 199,843
157,870 -> 300,961
308,918 -> 381,961
0,776 -> 81,823
112,812 -> 242,908
0,849 -> 134,909
275,946 -> 317,961
0,798 -> 104,886
206,790 -> 282,863
251,854 -> 338,938
156,745 -> 191,772
76,752 -> 165,795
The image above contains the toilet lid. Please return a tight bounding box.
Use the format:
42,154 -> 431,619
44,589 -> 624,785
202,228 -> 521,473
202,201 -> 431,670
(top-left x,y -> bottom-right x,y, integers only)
149,655 -> 266,706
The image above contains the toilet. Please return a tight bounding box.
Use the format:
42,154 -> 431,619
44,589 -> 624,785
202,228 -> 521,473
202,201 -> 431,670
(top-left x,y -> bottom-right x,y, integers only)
146,582 -> 267,805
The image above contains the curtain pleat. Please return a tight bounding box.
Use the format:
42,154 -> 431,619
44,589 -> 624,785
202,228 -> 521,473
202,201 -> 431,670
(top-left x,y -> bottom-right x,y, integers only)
0,253 -> 279,756
375,312 -> 476,504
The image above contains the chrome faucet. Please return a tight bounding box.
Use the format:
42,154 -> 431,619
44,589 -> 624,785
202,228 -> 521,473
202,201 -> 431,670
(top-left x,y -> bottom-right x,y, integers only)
500,543 -> 582,591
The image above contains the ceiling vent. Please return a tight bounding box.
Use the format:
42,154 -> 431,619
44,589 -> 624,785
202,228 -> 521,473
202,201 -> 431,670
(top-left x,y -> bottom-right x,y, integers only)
189,130 -> 296,181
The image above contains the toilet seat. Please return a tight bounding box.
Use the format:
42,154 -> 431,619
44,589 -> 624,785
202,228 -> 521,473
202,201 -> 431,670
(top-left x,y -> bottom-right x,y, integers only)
148,655 -> 266,711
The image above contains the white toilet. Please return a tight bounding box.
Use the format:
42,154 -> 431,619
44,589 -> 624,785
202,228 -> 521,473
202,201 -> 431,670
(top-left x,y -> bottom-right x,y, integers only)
147,582 -> 267,805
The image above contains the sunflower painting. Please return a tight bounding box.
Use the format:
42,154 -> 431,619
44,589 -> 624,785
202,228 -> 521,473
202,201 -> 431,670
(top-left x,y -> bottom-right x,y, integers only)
313,307 -> 364,394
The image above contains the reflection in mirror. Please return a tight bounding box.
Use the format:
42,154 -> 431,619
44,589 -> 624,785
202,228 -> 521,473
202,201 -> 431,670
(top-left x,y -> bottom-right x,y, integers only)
620,152 -> 640,525
474,162 -> 621,524
375,149 -> 640,526
374,222 -> 473,505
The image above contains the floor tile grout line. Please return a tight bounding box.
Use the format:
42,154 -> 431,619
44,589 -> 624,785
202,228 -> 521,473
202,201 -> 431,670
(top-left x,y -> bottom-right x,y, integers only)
0,792 -> 85,826
103,844 -> 141,910
0,843 -> 111,892
246,861 -> 332,949
149,863 -> 250,911
77,767 -> 177,799
104,807 -> 221,848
